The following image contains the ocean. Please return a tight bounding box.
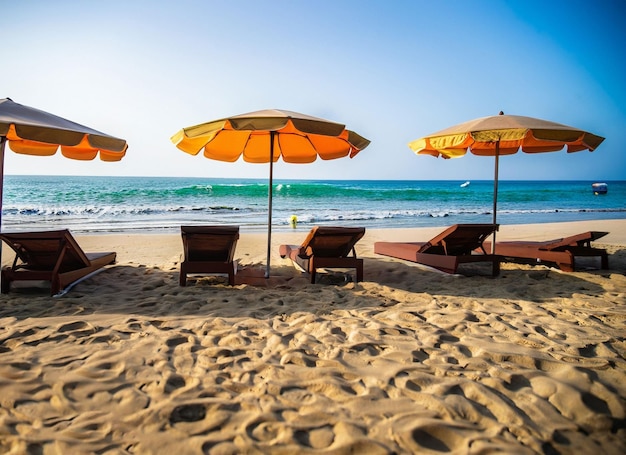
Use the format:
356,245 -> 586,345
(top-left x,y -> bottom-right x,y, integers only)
1,176 -> 624,234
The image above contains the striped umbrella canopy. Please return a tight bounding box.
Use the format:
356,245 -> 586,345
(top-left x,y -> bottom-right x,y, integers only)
0,97 -> 128,269
409,112 -> 604,252
171,109 -> 370,277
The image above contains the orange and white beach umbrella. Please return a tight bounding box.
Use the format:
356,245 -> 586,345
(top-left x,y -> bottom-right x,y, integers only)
409,112 -> 604,251
0,97 -> 128,265
171,109 -> 370,277
0,98 -> 127,162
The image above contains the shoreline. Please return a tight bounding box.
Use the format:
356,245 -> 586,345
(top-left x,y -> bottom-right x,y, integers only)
0,219 -> 624,453
3,211 -> 626,236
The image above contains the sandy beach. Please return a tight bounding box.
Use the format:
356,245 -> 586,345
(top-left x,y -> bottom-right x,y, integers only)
0,220 -> 624,454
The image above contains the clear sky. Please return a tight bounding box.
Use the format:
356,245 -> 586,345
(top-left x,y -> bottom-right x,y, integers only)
2,0 -> 625,181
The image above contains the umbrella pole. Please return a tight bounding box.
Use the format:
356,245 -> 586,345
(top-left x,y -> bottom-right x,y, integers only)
0,137 -> 5,283
265,131 -> 275,278
491,141 -> 500,254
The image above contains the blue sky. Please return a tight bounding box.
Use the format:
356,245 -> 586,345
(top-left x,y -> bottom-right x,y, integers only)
2,0 -> 624,181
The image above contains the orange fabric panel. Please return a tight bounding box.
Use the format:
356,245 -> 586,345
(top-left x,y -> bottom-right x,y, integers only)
203,130 -> 249,162
60,136 -> 101,160
308,134 -> 352,161
241,133 -> 280,163
277,134 -> 320,163
61,147 -> 99,160
98,149 -> 126,162
9,139 -> 59,156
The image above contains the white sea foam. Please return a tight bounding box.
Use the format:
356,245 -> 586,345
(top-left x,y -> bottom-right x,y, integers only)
2,176 -> 623,234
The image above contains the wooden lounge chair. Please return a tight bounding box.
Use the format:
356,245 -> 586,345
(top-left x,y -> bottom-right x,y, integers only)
483,231 -> 609,272
180,225 -> 239,286
0,229 -> 116,295
279,226 -> 365,283
374,224 -> 500,276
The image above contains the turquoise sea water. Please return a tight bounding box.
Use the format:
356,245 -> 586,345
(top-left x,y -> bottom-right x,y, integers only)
1,176 -> 624,234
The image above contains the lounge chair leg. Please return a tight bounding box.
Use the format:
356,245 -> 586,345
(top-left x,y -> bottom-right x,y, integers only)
180,272 -> 187,286
492,260 -> 500,277
1,273 -> 10,294
558,262 -> 574,272
229,261 -> 237,286
601,255 -> 609,269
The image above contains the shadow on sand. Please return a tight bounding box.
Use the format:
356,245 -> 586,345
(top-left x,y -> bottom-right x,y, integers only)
0,246 -> 622,321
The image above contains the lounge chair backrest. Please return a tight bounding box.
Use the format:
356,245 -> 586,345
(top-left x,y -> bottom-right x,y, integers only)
181,226 -> 239,263
420,224 -> 497,256
0,229 -> 91,271
299,226 -> 365,258
540,231 -> 609,250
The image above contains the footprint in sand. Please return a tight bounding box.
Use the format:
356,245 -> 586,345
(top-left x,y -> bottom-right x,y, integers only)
169,403 -> 206,423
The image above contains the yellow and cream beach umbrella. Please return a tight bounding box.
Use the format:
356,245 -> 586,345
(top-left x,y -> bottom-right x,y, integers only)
0,97 -> 128,267
171,109 -> 370,277
409,112 -> 604,251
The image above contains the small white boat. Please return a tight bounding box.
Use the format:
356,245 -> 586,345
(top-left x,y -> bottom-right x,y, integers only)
460,181 -> 470,188
592,182 -> 608,195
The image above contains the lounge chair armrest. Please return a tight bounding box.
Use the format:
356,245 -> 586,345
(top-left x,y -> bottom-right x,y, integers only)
418,242 -> 434,254
279,244 -> 310,259
11,254 -> 19,270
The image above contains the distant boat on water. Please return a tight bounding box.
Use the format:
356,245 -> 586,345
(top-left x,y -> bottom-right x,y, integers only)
460,181 -> 470,188
592,182 -> 608,195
